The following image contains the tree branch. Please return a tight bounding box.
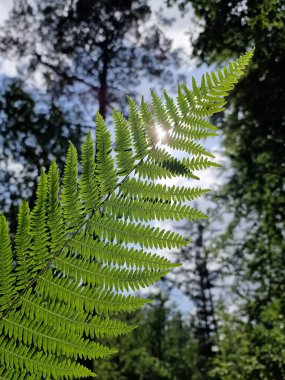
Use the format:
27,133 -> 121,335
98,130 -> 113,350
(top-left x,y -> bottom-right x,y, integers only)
35,53 -> 100,93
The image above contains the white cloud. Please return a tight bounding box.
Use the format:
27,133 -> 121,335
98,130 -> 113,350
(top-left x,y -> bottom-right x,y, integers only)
0,0 -> 13,25
0,57 -> 17,77
150,0 -> 196,51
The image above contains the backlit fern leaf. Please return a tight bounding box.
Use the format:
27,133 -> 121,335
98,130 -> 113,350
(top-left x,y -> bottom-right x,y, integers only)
0,50 -> 253,379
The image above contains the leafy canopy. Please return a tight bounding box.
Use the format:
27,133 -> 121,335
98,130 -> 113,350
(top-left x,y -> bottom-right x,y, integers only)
0,51 -> 253,379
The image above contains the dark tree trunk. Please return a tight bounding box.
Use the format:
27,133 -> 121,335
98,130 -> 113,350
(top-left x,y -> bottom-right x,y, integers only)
98,49 -> 110,119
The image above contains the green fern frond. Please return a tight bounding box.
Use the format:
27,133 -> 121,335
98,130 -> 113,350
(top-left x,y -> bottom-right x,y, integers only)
0,336 -> 95,379
69,234 -> 178,269
21,289 -> 135,338
30,169 -> 50,269
0,50 -> 253,379
120,178 -> 210,202
48,162 -> 65,251
151,89 -> 172,130
55,255 -> 167,292
114,109 -> 135,175
14,201 -> 32,290
127,96 -> 148,159
94,112 -> 117,195
1,309 -> 116,360
37,272 -> 150,315
172,125 -> 218,140
103,194 -> 207,222
86,214 -> 187,249
0,215 -> 16,312
61,143 -> 83,231
79,132 -> 99,214
135,161 -> 180,180
182,156 -> 221,171
168,136 -> 214,157
140,97 -> 157,146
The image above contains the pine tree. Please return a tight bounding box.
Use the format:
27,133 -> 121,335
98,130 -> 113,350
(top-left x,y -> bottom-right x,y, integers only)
172,222 -> 219,379
0,0 -> 180,120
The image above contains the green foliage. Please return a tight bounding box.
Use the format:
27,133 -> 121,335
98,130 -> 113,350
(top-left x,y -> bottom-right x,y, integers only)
0,52 -> 252,379
168,1 -> 285,376
211,299 -> 285,379
0,215 -> 16,312
14,201 -> 32,290
163,3 -> 285,379
95,294 -> 200,380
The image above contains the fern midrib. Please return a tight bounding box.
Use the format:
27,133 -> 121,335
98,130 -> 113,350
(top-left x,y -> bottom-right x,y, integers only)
0,146 -> 152,321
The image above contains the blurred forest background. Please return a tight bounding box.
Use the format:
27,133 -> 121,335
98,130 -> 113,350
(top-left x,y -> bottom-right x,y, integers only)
0,0 -> 284,379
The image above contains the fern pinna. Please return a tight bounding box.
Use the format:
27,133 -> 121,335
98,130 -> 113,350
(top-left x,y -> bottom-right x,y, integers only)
0,51 -> 253,379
